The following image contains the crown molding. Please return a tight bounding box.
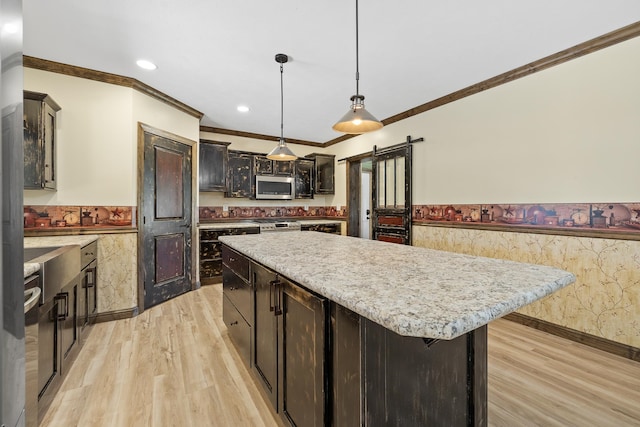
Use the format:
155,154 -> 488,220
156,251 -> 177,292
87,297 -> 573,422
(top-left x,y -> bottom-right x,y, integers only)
199,126 -> 325,148
23,55 -> 203,120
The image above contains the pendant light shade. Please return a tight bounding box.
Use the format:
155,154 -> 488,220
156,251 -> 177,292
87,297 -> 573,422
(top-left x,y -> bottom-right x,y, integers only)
267,53 -> 297,161
333,0 -> 383,134
332,95 -> 383,133
267,138 -> 297,160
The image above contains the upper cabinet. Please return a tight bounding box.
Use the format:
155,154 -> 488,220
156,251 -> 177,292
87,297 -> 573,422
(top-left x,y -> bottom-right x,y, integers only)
24,91 -> 61,190
308,153 -> 335,194
199,140 -> 230,192
226,151 -> 254,198
294,158 -> 314,199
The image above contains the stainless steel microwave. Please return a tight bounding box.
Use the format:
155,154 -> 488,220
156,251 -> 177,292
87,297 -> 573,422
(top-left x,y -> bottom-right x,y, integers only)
255,175 -> 295,200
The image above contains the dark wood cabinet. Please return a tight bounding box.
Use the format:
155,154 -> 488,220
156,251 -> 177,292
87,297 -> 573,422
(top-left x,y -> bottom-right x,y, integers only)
294,158 -> 314,199
59,276 -> 80,374
226,151 -> 253,198
308,153 -> 335,195
252,260 -> 328,426
199,140 -> 229,192
273,160 -> 294,177
222,246 -> 253,366
254,155 -> 273,175
200,226 -> 259,285
301,222 -> 342,235
79,241 -> 98,344
24,91 -> 60,190
331,303 -> 361,427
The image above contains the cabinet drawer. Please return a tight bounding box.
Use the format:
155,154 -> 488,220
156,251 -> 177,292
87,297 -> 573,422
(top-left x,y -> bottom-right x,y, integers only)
223,268 -> 251,323
81,241 -> 98,268
223,295 -> 251,366
222,246 -> 250,281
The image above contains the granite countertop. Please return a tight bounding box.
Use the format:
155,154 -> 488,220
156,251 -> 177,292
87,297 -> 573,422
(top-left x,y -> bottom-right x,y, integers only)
24,235 -> 99,278
219,232 -> 576,340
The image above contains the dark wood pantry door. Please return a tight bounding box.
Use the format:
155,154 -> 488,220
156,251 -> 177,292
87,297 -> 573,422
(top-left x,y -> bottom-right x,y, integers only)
139,123 -> 195,310
371,136 -> 420,245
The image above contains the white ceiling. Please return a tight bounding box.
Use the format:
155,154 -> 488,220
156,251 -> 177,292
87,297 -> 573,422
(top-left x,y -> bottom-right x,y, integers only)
23,1 -> 640,144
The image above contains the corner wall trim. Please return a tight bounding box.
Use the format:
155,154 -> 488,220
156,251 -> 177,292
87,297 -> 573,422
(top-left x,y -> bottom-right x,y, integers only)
504,312 -> 639,362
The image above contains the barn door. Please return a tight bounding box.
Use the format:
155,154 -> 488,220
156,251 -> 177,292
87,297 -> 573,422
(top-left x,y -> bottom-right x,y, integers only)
371,136 -> 420,245
139,124 -> 195,310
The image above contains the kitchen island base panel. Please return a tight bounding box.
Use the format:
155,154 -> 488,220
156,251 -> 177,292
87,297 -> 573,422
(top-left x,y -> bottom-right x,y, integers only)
363,319 -> 487,426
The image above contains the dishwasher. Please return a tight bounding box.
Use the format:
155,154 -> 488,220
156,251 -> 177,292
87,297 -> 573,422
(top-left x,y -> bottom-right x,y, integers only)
24,275 -> 41,427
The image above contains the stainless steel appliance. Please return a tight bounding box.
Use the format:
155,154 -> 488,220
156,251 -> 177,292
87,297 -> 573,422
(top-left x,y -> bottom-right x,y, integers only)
23,245 -> 80,422
255,175 -> 295,200
256,219 -> 301,232
24,277 -> 40,427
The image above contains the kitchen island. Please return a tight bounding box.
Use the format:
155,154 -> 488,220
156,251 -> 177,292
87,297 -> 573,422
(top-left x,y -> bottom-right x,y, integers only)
220,232 -> 575,426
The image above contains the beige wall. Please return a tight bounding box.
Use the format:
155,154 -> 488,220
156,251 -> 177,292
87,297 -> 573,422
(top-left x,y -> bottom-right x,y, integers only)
24,68 -> 200,206
327,36 -> 640,206
413,225 -> 640,348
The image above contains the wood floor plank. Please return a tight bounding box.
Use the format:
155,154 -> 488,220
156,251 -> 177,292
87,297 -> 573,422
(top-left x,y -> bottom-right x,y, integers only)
39,285 -> 640,427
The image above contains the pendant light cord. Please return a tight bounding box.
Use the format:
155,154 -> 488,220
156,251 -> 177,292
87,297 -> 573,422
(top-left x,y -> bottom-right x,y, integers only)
355,0 -> 360,97
280,62 -> 284,141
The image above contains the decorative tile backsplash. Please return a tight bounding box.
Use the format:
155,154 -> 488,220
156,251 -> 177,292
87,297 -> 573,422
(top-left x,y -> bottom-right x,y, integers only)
413,202 -> 640,234
199,205 -> 347,220
24,205 -> 136,229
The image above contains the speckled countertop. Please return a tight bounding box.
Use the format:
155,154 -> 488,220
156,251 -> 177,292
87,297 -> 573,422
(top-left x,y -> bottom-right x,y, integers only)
220,232 -> 576,340
24,235 -> 99,278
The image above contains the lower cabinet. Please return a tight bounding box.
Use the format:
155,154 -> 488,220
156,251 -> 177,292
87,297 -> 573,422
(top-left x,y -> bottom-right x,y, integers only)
301,222 -> 342,235
252,260 -> 328,427
222,246 -> 253,366
59,274 -> 81,374
200,226 -> 259,284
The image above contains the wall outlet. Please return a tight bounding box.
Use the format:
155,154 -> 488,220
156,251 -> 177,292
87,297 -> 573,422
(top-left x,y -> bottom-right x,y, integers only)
336,205 -> 341,212
304,205 -> 309,211
222,204 -> 228,212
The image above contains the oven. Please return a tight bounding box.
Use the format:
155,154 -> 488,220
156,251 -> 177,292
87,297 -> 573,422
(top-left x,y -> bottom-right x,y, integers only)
256,219 -> 301,232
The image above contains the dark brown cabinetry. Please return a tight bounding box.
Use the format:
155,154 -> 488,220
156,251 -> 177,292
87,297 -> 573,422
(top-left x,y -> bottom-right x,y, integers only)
199,140 -> 229,192
254,155 -> 274,175
23,91 -> 60,190
252,260 -> 328,426
59,274 -> 80,374
78,241 -> 98,343
274,160 -> 294,177
226,151 -> 253,198
308,153 -> 335,195
222,246 -> 253,365
301,222 -> 342,235
294,158 -> 314,199
200,226 -> 259,285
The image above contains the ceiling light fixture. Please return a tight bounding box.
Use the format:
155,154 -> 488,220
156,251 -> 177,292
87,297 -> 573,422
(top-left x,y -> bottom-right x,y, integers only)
332,0 -> 383,134
237,105 -> 250,113
267,53 -> 297,161
136,59 -> 157,70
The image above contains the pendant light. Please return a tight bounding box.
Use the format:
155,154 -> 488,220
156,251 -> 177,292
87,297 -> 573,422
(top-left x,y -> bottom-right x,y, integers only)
267,53 -> 297,161
332,0 -> 383,134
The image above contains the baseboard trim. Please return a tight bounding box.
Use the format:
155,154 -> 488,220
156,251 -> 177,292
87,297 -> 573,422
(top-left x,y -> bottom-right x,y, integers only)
504,313 -> 640,362
94,307 -> 139,323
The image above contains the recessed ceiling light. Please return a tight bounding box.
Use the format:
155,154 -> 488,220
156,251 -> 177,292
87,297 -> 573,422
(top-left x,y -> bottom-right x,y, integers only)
237,105 -> 250,113
136,59 -> 157,70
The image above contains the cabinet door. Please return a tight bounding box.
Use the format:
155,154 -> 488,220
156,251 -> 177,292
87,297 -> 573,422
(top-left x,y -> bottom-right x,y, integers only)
226,152 -> 253,198
59,278 -> 79,373
252,262 -> 279,408
273,160 -> 294,176
295,158 -> 314,199
313,154 -> 335,194
199,141 -> 229,192
278,277 -> 327,427
254,155 -> 273,175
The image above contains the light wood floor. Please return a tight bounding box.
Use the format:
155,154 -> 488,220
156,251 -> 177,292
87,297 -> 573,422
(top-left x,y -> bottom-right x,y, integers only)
41,285 -> 640,427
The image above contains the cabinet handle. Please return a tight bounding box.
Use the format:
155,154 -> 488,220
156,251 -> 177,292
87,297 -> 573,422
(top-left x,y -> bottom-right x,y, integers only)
230,321 -> 238,326
269,278 -> 277,312
229,257 -> 236,262
229,286 -> 236,291
55,292 -> 69,320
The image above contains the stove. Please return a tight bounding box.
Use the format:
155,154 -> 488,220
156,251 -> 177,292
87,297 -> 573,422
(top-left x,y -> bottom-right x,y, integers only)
254,219 -> 301,232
